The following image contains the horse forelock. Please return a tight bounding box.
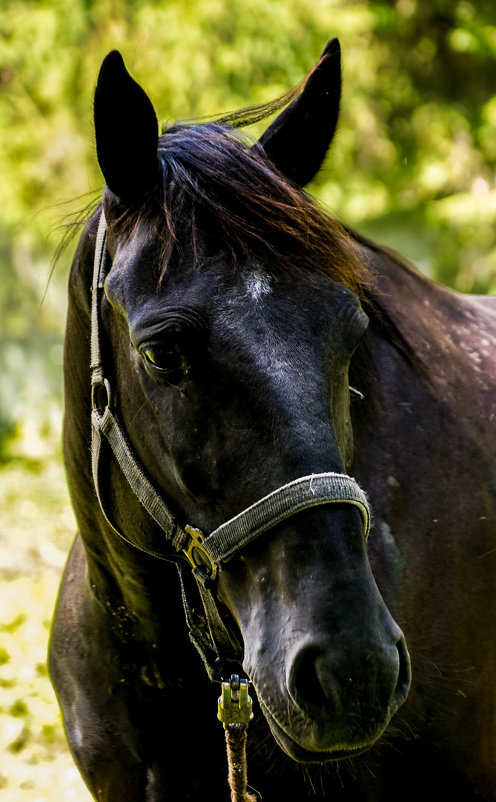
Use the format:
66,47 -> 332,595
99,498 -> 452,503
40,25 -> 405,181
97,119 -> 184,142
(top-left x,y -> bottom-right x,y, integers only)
111,120 -> 369,296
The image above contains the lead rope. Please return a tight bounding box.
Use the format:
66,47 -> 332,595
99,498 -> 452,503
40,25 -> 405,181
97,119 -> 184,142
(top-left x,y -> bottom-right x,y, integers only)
225,725 -> 258,802
218,676 -> 260,802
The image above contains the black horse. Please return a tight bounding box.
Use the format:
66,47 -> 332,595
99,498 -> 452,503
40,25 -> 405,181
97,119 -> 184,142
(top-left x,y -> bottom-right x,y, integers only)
49,40 -> 496,801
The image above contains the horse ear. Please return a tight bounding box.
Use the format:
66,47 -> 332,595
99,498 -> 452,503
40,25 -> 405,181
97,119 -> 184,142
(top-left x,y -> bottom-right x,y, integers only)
94,51 -> 159,203
258,38 -> 342,187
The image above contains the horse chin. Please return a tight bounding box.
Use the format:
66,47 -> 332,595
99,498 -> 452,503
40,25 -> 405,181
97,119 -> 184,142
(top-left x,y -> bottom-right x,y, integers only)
258,698 -> 378,764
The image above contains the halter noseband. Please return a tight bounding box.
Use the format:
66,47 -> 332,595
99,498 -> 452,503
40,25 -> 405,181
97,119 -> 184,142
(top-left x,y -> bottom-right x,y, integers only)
89,211 -> 371,679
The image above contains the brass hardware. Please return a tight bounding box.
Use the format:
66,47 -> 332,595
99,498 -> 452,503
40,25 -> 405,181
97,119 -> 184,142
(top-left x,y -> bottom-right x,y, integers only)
183,525 -> 218,581
218,674 -> 253,729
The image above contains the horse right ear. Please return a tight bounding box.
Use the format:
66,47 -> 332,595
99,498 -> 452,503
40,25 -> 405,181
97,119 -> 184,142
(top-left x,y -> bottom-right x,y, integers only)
94,51 -> 159,204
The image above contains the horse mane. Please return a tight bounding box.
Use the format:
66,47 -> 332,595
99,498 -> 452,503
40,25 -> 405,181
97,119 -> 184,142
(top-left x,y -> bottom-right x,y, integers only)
111,113 -> 369,296
347,227 -> 441,388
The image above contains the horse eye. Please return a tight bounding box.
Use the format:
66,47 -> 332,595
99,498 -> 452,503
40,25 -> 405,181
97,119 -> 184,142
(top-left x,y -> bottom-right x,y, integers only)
143,347 -> 164,367
143,346 -> 173,369
141,340 -> 193,384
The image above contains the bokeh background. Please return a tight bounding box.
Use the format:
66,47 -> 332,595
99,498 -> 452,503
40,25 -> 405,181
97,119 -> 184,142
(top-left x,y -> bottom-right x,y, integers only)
1,1 -> 495,798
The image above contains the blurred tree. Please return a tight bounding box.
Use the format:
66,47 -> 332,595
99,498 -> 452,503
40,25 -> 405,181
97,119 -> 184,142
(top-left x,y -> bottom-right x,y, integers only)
0,0 -> 495,454
356,0 -> 496,290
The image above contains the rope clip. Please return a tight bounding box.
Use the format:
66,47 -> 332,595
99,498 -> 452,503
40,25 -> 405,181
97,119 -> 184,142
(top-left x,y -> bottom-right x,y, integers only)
218,674 -> 253,730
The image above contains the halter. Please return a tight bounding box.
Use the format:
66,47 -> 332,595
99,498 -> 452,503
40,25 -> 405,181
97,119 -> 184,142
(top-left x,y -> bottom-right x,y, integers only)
89,211 -> 371,680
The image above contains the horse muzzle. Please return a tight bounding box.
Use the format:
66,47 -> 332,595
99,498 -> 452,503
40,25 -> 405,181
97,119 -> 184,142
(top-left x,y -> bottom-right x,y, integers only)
229,505 -> 412,763
250,627 -> 411,762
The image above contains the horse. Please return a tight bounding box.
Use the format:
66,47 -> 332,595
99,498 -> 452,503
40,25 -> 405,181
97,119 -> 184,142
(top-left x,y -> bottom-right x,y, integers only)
49,39 -> 496,801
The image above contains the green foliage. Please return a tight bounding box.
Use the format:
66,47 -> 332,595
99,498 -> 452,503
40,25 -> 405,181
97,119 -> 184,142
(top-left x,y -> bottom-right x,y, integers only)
0,0 -> 495,451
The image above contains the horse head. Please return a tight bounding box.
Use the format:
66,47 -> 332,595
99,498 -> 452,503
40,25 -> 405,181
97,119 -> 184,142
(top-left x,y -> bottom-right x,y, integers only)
89,42 -> 411,763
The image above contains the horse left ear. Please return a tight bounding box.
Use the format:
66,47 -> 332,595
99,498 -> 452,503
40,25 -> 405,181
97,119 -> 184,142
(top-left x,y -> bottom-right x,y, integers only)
258,38 -> 341,187
94,51 -> 159,203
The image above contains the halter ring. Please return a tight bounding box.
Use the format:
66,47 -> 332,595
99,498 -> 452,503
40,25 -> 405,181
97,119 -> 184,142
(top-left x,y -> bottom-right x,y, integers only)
91,378 -> 112,413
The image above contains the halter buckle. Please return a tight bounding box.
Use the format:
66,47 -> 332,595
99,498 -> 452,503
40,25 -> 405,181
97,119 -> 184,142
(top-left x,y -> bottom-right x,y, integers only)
183,525 -> 218,581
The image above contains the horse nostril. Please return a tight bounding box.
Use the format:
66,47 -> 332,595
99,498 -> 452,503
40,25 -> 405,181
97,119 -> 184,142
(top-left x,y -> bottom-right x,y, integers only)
392,634 -> 411,710
288,635 -> 411,720
288,646 -> 332,714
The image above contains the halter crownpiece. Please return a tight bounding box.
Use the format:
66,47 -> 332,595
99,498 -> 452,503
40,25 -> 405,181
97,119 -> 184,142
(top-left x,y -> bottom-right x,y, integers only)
89,211 -> 371,678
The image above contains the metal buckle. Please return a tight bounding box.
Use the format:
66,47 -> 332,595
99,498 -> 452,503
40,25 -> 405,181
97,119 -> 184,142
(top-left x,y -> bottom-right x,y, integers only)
183,525 -> 218,581
217,674 -> 253,729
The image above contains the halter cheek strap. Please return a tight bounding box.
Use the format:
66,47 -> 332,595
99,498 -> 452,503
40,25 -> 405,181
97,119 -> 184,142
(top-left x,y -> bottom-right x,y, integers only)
89,211 -> 371,679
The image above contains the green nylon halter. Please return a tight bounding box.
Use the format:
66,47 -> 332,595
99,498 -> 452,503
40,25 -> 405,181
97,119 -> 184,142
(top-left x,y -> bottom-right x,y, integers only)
89,211 -> 371,679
